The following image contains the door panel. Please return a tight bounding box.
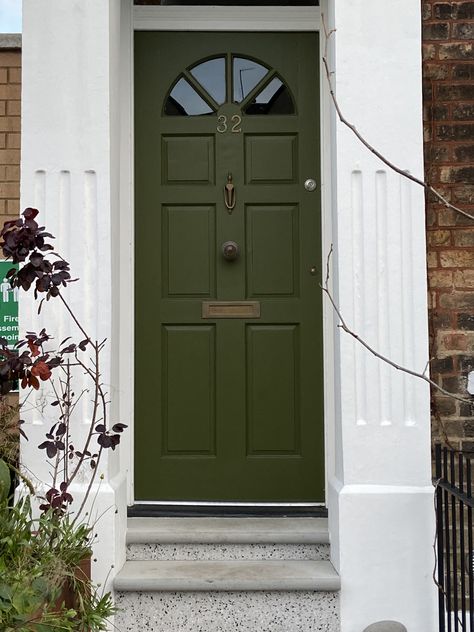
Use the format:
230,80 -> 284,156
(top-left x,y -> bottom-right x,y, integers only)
135,31 -> 323,502
163,205 -> 215,296
246,204 -> 298,296
162,325 -> 216,455
244,135 -> 298,183
162,135 -> 215,184
246,325 -> 300,455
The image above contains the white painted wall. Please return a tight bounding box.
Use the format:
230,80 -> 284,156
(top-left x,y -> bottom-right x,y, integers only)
322,0 -> 437,629
21,0 -> 126,592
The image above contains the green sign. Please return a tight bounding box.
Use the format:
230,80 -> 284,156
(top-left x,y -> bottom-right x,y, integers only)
0,261 -> 19,348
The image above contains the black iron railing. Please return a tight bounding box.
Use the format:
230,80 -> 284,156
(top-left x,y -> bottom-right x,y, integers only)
436,444 -> 474,631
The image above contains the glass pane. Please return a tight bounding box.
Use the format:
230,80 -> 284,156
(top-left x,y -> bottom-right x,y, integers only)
244,77 -> 295,115
233,57 -> 268,103
165,77 -> 214,116
190,57 -> 226,105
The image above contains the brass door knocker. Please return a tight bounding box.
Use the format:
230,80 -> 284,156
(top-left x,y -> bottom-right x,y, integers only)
224,173 -> 236,213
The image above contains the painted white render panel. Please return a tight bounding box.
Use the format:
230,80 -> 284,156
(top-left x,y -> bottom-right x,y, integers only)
21,0 -> 126,592
323,0 -> 437,629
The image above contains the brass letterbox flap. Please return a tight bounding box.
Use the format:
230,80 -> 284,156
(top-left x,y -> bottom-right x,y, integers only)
202,301 -> 260,319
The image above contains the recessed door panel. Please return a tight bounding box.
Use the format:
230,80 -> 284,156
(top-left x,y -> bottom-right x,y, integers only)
163,205 -> 215,297
162,325 -> 216,455
135,31 -> 323,502
246,204 -> 298,297
244,135 -> 297,184
162,135 -> 215,184
246,325 -> 300,455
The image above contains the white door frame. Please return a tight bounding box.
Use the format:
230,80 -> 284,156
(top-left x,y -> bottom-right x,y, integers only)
119,3 -> 336,505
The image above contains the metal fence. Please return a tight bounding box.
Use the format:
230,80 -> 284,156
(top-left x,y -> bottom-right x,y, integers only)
436,444 -> 474,631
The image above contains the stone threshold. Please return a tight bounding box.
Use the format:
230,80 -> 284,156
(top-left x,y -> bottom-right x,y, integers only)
114,559 -> 340,592
126,517 -> 329,545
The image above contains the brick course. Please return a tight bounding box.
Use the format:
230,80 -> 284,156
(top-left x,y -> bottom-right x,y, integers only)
423,1 -> 474,450
0,44 -> 20,227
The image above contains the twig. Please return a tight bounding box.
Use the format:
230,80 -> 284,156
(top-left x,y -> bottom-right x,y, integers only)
321,16 -> 474,223
72,449 -> 103,526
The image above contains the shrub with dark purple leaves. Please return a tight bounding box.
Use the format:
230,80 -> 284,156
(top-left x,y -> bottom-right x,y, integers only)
0,209 -> 127,518
0,207 -> 73,299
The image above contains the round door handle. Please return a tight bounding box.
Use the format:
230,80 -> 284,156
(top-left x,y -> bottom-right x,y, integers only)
222,241 -> 240,261
304,178 -> 317,192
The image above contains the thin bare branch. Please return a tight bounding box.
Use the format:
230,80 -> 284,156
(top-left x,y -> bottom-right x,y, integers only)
72,446 -> 103,526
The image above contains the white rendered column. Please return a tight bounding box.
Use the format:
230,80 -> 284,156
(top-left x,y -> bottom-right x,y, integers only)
323,1 -> 437,630
21,0 -> 126,591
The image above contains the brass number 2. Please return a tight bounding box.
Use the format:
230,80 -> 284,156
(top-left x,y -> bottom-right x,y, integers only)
231,115 -> 242,133
217,115 -> 242,134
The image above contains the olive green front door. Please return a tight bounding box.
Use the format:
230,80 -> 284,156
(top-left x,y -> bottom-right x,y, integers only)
134,31 -> 323,502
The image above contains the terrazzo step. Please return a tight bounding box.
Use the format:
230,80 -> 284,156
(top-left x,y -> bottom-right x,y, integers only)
114,559 -> 340,592
115,590 -> 340,632
126,516 -> 330,560
116,520 -> 339,631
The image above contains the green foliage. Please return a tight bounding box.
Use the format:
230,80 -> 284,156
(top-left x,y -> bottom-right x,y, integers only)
0,492 -> 115,631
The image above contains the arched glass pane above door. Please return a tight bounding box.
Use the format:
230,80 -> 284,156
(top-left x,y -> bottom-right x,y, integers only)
163,54 -> 295,116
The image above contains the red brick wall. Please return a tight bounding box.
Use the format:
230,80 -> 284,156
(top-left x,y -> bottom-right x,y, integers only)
423,2 -> 474,449
0,45 -> 20,226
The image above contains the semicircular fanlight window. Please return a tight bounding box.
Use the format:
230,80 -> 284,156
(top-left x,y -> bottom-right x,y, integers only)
163,55 -> 295,116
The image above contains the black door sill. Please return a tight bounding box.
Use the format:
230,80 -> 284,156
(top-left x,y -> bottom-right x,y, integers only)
128,504 -> 328,518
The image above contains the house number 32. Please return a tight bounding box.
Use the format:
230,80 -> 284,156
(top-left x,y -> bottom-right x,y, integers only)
217,115 -> 242,134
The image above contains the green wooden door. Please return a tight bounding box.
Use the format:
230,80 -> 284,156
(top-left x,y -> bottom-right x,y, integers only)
135,31 -> 323,502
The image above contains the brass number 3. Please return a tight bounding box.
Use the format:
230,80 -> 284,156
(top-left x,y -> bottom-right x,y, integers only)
217,115 -> 242,134
217,115 -> 227,133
